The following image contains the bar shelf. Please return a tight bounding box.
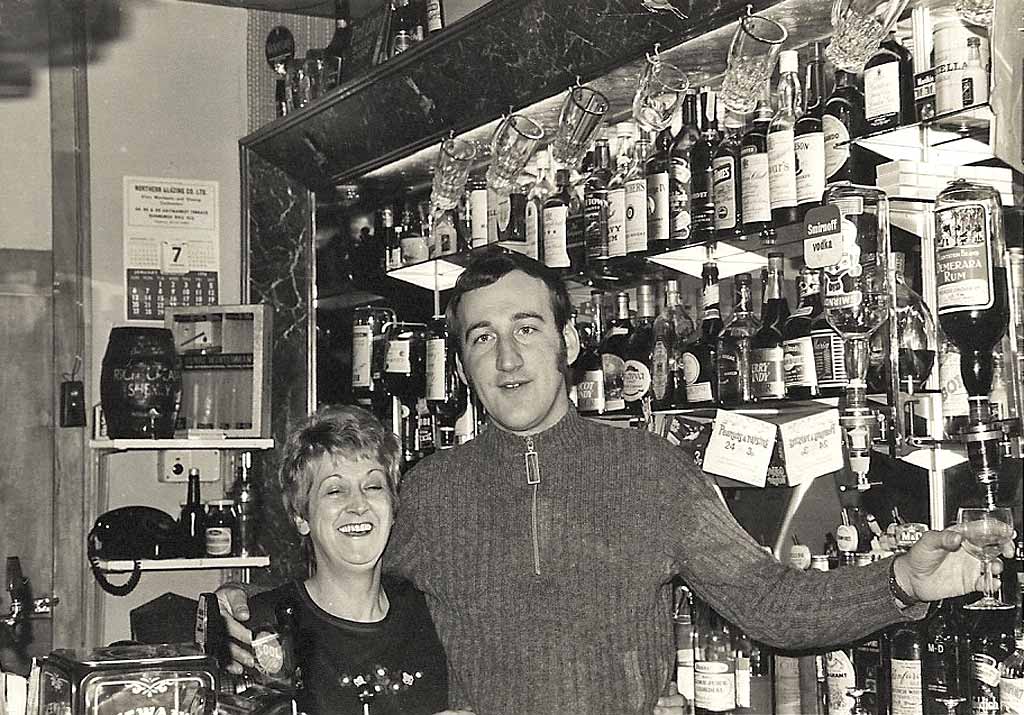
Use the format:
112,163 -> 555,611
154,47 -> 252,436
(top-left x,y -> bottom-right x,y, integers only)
93,556 -> 270,573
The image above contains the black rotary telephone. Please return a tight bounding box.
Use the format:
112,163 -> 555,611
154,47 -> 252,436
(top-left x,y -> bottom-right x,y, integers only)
88,506 -> 179,596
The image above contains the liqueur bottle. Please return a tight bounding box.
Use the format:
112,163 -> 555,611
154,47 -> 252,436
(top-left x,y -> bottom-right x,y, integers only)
864,30 -> 915,132
690,88 -> 720,245
783,267 -> 821,400
713,110 -> 745,242
795,43 -> 826,220
599,292 -> 633,415
575,291 -> 606,416
741,81 -> 774,242
623,284 -> 657,415
717,273 -> 760,406
750,253 -> 790,401
679,263 -> 724,405
824,70 -> 863,186
647,124 -> 673,254
543,168 -> 573,272
670,90 -> 700,247
768,50 -> 802,228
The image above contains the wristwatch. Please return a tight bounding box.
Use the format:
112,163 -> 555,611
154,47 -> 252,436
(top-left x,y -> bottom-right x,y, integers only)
889,558 -> 917,608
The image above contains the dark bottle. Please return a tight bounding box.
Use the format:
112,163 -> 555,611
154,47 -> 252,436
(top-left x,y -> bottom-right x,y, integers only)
769,50 -> 802,228
351,305 -> 396,421
496,187 -> 528,246
741,81 -> 774,242
646,125 -> 673,254
783,267 -> 822,400
425,315 -> 466,450
690,87 -> 719,245
922,598 -> 966,715
864,30 -> 915,132
179,467 -> 206,558
575,291 -> 606,416
717,273 -> 759,406
623,283 -> 657,415
585,134 -> 613,266
599,292 -> 633,415
567,154 -> 590,283
377,202 -> 401,272
889,620 -> 925,715
392,0 -> 425,42
963,607 -> 1016,715
713,110 -> 745,242
750,253 -> 790,401
322,0 -> 351,89
669,89 -> 699,247
795,43 -> 826,220
383,323 -> 427,464
543,168 -> 573,272
824,70 -> 864,186
231,452 -> 259,557
679,263 -> 723,405
811,297 -> 848,399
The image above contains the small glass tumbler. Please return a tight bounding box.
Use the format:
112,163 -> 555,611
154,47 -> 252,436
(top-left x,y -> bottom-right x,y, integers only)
826,0 -> 911,72
550,85 -> 610,170
719,12 -> 788,113
430,137 -> 477,212
485,114 -> 544,194
631,56 -> 689,133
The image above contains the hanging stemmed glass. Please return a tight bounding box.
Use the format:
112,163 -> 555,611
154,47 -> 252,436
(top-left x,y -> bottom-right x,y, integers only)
957,507 -> 1015,610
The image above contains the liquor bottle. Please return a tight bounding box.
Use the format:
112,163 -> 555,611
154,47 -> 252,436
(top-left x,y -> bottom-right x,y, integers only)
795,43 -> 826,220
647,124 -> 673,254
625,134 -> 651,259
543,168 -> 573,272
651,279 -> 691,411
811,297 -> 848,399
606,122 -> 635,264
585,133 -> 613,271
322,0 -> 351,89
231,452 -> 259,557
599,292 -> 633,415
566,157 -> 589,283
768,50 -> 802,228
679,263 -> 723,405
961,38 -> 988,109
837,497 -> 876,556
496,181 -> 528,246
713,110 -> 745,242
392,0 -> 425,43
1000,633 -> 1024,715
425,315 -> 466,450
425,0 -> 444,34
717,273 -> 760,406
933,179 -> 1010,424
964,608 -> 1016,715
399,198 -> 426,265
864,30 -> 915,132
824,70 -> 864,186
890,619 -> 925,715
783,267 -> 822,400
922,598 -> 966,715
526,150 -> 554,264
623,283 -> 657,415
827,640 -> 858,715
750,253 -> 790,401
466,176 -> 489,248
690,87 -> 719,245
735,626 -> 773,714
694,604 -> 737,715
670,90 -> 699,247
741,80 -> 774,241
179,468 -> 206,558
384,323 -> 427,464
378,202 -> 402,272
776,546 -> 805,715
673,584 -> 696,707
351,305 -> 397,419
576,291 -> 606,416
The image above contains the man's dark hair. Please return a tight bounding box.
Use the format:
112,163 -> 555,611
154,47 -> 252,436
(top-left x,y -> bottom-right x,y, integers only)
444,248 -> 572,350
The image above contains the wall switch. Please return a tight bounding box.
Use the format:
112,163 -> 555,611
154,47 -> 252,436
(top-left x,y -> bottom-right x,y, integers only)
159,450 -> 221,482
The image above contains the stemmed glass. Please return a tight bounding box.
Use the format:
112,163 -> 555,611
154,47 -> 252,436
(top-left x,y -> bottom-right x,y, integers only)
957,507 -> 1015,610
936,696 -> 966,715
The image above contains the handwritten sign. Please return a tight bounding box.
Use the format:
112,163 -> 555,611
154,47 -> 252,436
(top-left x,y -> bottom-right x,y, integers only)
702,410 -> 778,487
803,204 -> 843,269
778,409 -> 844,486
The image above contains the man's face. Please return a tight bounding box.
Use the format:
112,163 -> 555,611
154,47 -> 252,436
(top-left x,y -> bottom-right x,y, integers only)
455,270 -> 579,436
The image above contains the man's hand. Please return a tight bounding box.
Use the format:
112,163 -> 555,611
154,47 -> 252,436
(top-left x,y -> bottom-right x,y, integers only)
215,584 -> 255,674
894,527 -> 1015,604
655,684 -> 687,715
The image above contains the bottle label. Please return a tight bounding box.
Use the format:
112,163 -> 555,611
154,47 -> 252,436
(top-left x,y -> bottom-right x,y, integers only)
543,205 -> 570,268
890,658 -> 923,715
669,157 -> 692,241
794,131 -> 826,205
425,338 -> 446,401
470,188 -> 488,247
811,328 -> 848,387
716,341 -> 743,402
741,151 -> 771,224
602,353 -> 626,411
939,348 -> 970,418
352,325 -> 372,388
735,656 -> 751,709
576,369 -> 606,413
836,524 -> 858,552
750,346 -> 786,399
934,203 -> 994,315
783,336 -> 818,389
712,156 -> 739,231
864,61 -> 901,126
686,380 -> 713,403
826,650 -> 856,715
972,654 -> 1001,688
426,0 -> 442,31
524,201 -> 540,260
768,129 -> 798,209
385,338 -> 411,375
694,661 -> 736,712
823,115 -> 850,181
205,527 -> 232,556
486,188 -> 499,245
584,190 -> 609,259
1000,675 -> 1024,712
607,187 -> 627,257
775,655 -> 802,714
676,646 -> 695,700
702,285 -> 721,320
625,178 -> 649,253
651,340 -> 670,400
647,171 -> 670,242
680,351 -> 701,387
622,360 -> 652,402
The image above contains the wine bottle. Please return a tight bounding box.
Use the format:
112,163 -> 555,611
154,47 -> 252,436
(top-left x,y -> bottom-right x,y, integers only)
690,87 -> 719,245
795,42 -> 826,220
599,292 -> 632,414
768,50 -> 802,227
741,80 -> 774,241
679,263 -> 723,405
922,598 -> 966,714
889,620 -> 925,715
864,30 -> 915,132
717,273 -> 760,406
824,70 -> 863,186
670,90 -> 699,247
783,267 -> 821,400
713,110 -> 745,242
750,253 -> 790,401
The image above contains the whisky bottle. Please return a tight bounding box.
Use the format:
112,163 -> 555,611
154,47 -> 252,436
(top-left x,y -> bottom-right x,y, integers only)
425,315 -> 466,449
864,30 -> 915,132
670,90 -> 699,247
625,134 -> 651,258
679,263 -> 723,405
889,619 -> 925,715
717,273 -> 760,406
783,267 -> 821,400
713,110 -> 745,242
795,43 -> 826,220
741,81 -> 774,241
824,70 -> 863,186
599,292 -> 633,414
694,604 -> 737,715
585,133 -> 613,266
768,50 -> 802,227
690,87 -> 719,245
606,122 -> 635,263
647,125 -> 673,254
543,168 -> 573,271
351,304 -> 396,419
750,253 -> 790,401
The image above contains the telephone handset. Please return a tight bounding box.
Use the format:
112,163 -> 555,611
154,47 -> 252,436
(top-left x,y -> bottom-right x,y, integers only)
88,506 -> 179,596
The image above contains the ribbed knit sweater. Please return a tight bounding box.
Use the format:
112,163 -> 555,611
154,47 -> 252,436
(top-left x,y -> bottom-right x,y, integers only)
386,408 -> 925,715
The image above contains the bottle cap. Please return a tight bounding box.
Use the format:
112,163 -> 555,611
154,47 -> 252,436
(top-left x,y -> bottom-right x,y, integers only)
779,50 -> 799,74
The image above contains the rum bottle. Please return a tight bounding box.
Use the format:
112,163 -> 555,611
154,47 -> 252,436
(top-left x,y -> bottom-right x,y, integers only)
750,253 -> 790,401
768,50 -> 802,227
717,273 -> 760,406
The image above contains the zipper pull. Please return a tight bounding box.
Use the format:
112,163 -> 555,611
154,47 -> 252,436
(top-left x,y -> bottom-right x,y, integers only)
524,436 -> 540,485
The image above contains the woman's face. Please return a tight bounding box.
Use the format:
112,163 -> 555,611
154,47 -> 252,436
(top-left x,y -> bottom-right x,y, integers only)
296,454 -> 394,575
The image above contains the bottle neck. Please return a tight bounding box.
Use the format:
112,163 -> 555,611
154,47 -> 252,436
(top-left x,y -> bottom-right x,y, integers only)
776,72 -> 801,120
732,284 -> 753,315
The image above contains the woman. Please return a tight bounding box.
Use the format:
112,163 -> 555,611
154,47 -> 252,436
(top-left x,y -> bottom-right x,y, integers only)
249,405 -> 464,715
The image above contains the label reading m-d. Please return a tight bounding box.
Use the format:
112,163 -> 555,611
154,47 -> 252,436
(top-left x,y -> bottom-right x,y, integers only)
934,203 -> 993,315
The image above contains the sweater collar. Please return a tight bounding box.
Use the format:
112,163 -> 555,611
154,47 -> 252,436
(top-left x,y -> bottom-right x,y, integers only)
481,407 -> 589,459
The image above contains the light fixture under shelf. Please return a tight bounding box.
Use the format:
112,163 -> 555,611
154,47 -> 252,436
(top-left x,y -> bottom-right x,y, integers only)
94,556 -> 270,573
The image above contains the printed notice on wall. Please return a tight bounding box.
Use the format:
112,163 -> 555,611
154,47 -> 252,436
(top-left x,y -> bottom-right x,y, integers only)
123,176 -> 220,320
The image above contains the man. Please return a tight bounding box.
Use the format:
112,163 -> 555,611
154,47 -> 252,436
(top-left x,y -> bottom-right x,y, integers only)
222,249 -> 1011,715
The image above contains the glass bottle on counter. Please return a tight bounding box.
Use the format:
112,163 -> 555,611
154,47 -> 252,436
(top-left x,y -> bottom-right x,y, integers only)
599,292 -> 633,415
750,253 -> 790,401
679,262 -> 723,405
741,80 -> 774,242
768,50 -> 802,228
717,273 -> 759,406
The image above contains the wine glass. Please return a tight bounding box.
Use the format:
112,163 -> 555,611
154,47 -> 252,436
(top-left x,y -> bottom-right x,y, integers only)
957,507 -> 1014,609
936,696 -> 966,715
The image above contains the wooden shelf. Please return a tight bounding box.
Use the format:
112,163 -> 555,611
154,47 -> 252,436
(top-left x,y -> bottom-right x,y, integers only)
90,437 -> 275,452
95,556 -> 270,573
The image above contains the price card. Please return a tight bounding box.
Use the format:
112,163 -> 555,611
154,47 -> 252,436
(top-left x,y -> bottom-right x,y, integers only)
702,410 -> 778,487
803,205 -> 843,269
778,409 -> 844,486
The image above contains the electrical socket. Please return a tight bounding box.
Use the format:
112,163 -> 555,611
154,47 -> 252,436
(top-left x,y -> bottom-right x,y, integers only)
159,449 -> 222,483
